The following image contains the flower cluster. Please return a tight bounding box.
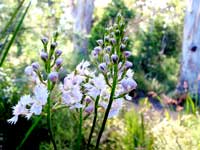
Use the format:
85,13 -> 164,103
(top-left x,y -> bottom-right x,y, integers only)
8,84 -> 48,124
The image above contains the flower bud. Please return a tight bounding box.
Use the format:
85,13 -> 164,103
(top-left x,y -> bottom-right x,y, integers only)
91,50 -> 98,59
24,66 -> 33,76
31,62 -> 40,71
94,46 -> 102,53
110,38 -> 116,45
48,72 -> 59,83
121,78 -> 137,92
120,44 -> 126,51
123,51 -> 132,58
40,51 -> 48,61
104,35 -> 110,42
41,37 -> 48,45
97,39 -> 103,46
104,54 -> 110,64
50,42 -> 57,50
98,63 -> 107,72
55,49 -> 62,57
105,46 -> 112,52
111,54 -> 118,63
56,58 -> 63,68
125,61 -> 133,69
85,105 -> 94,114
85,97 -> 92,103
123,37 -> 128,42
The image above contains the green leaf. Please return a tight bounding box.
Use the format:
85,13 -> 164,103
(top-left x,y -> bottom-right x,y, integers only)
0,1 -> 31,67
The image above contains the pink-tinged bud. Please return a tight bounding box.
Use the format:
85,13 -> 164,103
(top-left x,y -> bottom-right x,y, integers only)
85,105 -> 94,114
40,51 -> 48,61
41,37 -> 48,45
48,72 -> 59,83
55,49 -> 62,57
56,58 -> 63,67
98,63 -> 107,72
123,51 -> 132,58
31,62 -> 40,71
110,38 -> 116,45
121,78 -> 137,92
97,39 -> 103,46
111,54 -> 118,63
125,61 -> 133,69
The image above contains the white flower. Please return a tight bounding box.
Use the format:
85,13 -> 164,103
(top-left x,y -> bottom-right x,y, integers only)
84,74 -> 108,99
33,84 -> 48,105
76,61 -> 90,76
30,103 -> 42,115
121,78 -> 137,92
24,66 -> 33,76
108,99 -> 123,118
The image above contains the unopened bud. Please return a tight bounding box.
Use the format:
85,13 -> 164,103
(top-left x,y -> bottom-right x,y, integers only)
56,58 -> 63,68
48,72 -> 59,83
31,62 -> 40,71
41,37 -> 48,45
104,35 -> 110,42
40,51 -> 48,61
125,61 -> 133,69
55,49 -> 62,57
123,37 -> 128,42
123,51 -> 132,58
85,105 -> 94,114
51,42 -> 57,50
105,46 -> 112,52
97,39 -> 103,46
111,54 -> 118,63
110,38 -> 116,45
120,44 -> 126,51
98,63 -> 107,72
85,97 -> 92,103
94,46 -> 102,53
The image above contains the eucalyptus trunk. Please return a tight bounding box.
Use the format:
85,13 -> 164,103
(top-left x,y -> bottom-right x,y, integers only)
179,0 -> 200,94
72,0 -> 94,56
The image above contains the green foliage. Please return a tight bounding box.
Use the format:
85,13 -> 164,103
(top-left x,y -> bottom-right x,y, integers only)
89,0 -> 135,50
0,68 -> 20,120
133,18 -> 181,93
123,110 -> 153,150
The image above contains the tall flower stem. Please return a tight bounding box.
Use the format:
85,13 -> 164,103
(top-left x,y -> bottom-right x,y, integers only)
77,107 -> 83,150
87,96 -> 100,149
47,59 -> 57,150
17,116 -> 42,150
95,64 -> 118,149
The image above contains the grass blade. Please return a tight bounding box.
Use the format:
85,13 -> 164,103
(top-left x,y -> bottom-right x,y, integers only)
0,0 -> 25,39
0,1 -> 31,67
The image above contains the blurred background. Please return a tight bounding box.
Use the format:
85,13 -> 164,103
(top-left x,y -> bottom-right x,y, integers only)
0,0 -> 190,149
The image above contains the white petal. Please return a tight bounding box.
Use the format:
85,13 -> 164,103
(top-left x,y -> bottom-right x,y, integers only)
7,116 -> 18,124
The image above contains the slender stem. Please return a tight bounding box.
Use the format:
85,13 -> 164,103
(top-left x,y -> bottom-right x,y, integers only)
17,116 -> 42,150
47,55 -> 57,149
87,96 -> 100,149
77,107 -> 83,150
95,64 -> 118,149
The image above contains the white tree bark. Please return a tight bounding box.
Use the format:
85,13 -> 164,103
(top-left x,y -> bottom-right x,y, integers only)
71,0 -> 94,55
180,0 -> 200,94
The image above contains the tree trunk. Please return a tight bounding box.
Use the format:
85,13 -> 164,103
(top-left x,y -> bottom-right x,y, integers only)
72,0 -> 94,56
179,0 -> 200,94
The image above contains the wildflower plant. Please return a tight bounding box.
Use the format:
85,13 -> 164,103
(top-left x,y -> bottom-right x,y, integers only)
8,14 -> 137,149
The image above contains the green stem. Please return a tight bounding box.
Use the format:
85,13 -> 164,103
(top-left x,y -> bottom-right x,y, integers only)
87,96 -> 100,149
17,116 -> 42,150
95,64 -> 118,149
77,107 -> 83,150
47,55 -> 57,150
